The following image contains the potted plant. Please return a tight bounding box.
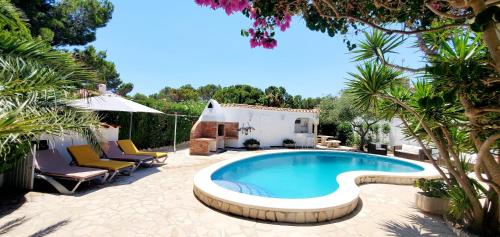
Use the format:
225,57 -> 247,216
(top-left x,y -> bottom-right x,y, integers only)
243,139 -> 260,150
414,178 -> 449,215
282,139 -> 295,148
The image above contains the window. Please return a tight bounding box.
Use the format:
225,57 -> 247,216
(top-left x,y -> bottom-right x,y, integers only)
294,118 -> 310,133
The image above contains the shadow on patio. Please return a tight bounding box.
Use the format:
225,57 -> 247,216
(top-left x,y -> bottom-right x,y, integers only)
378,213 -> 453,237
0,216 -> 70,237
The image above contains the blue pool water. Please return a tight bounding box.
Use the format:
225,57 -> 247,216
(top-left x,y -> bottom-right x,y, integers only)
211,151 -> 423,199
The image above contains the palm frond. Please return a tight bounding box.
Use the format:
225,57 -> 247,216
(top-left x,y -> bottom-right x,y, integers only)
0,97 -> 101,148
351,30 -> 405,62
346,62 -> 403,109
0,34 -> 97,84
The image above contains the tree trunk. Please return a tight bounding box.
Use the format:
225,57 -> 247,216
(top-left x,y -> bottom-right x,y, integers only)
354,127 -> 368,152
381,95 -> 485,230
482,190 -> 499,236
470,0 -> 500,71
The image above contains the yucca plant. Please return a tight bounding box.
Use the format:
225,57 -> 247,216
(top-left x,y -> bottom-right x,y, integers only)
347,29 -> 499,234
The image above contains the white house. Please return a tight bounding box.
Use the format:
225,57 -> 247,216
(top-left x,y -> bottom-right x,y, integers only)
189,100 -> 319,155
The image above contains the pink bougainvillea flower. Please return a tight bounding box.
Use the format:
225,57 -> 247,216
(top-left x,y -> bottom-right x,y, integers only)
195,0 -> 286,49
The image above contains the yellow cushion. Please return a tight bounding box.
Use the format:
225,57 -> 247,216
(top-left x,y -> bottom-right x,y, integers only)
68,145 -> 133,171
78,160 -> 134,171
134,151 -> 168,158
117,140 -> 140,153
117,140 -> 168,158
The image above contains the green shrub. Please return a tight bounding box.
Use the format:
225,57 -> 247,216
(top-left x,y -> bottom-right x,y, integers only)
447,184 -> 470,222
0,141 -> 30,173
336,121 -> 353,145
243,138 -> 260,147
99,100 -> 205,149
414,178 -> 448,198
283,139 -> 295,145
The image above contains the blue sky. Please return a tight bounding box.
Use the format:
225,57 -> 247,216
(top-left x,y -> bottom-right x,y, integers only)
87,1 -> 423,98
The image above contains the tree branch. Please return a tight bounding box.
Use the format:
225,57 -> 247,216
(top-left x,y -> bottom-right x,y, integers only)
313,0 -> 466,35
378,55 -> 425,73
373,0 -> 401,11
425,2 -> 473,20
475,133 -> 500,193
415,33 -> 438,56
400,116 -> 452,186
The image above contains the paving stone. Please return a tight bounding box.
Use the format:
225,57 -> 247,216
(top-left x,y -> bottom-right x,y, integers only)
0,148 -> 455,237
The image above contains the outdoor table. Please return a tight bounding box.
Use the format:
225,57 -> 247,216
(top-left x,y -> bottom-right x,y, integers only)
326,140 -> 341,148
318,135 -> 334,146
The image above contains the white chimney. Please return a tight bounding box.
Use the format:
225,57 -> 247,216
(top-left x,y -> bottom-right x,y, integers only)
98,84 -> 107,94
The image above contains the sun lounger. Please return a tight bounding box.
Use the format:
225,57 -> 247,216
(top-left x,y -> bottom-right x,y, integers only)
102,141 -> 155,167
34,149 -> 109,195
67,145 -> 135,180
117,140 -> 168,163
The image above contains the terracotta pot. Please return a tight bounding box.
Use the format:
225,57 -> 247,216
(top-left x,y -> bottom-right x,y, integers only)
415,192 -> 449,215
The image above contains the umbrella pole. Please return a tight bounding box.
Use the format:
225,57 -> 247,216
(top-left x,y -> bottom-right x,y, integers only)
129,112 -> 133,139
173,112 -> 177,152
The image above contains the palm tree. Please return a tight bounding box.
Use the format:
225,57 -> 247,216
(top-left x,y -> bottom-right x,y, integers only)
0,1 -> 101,173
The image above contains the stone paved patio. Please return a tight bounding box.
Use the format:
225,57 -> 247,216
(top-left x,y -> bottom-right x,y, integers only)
0,148 -> 455,236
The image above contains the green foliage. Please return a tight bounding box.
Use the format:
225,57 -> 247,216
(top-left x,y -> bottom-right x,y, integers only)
146,83 -> 322,109
100,100 -> 205,149
198,84 -> 221,101
347,62 -> 403,109
213,84 -> 264,105
252,0 -> 443,50
0,34 -> 97,83
263,86 -> 287,107
0,0 -> 30,39
72,45 -> 124,91
116,83 -> 133,96
12,0 -> 114,46
154,84 -> 200,102
0,1 -> 101,172
381,123 -> 391,135
282,139 -> 295,145
347,29 -> 499,233
414,178 -> 448,198
447,184 -> 470,222
243,138 -> 260,147
319,91 -> 384,150
351,30 -> 405,62
0,141 -> 30,173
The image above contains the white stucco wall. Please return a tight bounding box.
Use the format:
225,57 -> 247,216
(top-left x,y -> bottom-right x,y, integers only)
199,100 -> 318,148
39,126 -> 120,162
388,118 -> 419,147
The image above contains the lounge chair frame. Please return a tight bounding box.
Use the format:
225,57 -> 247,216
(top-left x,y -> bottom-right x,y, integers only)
34,171 -> 109,195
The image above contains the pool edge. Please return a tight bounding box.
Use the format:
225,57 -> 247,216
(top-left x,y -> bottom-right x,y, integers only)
193,150 -> 441,223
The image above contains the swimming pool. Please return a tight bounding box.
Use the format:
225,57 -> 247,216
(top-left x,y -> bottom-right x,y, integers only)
211,151 -> 423,199
194,150 -> 439,223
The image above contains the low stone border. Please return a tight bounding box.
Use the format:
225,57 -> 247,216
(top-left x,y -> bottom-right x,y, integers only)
194,186 -> 358,223
193,150 -> 441,223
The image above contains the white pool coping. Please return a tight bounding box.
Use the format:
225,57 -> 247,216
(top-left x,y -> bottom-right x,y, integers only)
193,149 -> 441,223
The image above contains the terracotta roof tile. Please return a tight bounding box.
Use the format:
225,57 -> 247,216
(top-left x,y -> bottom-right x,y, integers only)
221,103 -> 318,113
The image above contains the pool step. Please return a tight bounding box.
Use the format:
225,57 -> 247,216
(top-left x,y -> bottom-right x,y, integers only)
213,180 -> 273,197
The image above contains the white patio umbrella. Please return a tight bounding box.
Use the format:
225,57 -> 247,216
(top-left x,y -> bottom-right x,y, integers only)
70,92 -> 163,138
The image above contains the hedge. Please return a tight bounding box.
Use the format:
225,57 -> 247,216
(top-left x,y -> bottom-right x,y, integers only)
99,101 -> 204,149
